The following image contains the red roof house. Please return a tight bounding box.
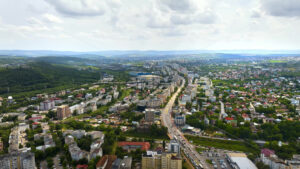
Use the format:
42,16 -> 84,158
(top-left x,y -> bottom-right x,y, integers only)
261,148 -> 275,158
76,164 -> 88,169
118,142 -> 150,151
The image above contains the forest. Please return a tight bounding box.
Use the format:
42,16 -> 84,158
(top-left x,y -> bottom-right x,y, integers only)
0,62 -> 100,95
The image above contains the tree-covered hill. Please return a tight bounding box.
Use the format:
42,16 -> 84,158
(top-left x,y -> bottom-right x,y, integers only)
0,62 -> 100,95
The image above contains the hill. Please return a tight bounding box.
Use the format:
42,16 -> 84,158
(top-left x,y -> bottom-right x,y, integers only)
0,62 -> 100,95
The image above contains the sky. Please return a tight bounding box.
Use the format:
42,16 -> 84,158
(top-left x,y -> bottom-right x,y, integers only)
0,0 -> 300,51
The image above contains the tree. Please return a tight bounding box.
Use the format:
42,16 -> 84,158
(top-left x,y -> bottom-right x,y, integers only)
46,157 -> 54,169
76,135 -> 93,152
256,161 -> 270,169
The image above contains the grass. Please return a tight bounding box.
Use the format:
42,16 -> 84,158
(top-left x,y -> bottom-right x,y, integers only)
269,60 -> 287,63
185,135 -> 259,154
111,142 -> 118,155
206,159 -> 212,164
196,147 -> 206,153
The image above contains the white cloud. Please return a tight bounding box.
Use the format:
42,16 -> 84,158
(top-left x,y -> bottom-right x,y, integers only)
43,13 -> 63,23
251,10 -> 261,18
0,0 -> 300,50
44,0 -> 107,17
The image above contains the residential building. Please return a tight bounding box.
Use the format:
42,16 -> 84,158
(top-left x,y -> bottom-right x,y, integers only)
0,152 -> 36,169
161,153 -> 182,169
57,105 -> 71,120
286,155 -> 300,169
145,109 -> 155,122
142,151 -> 182,169
119,156 -> 132,169
39,100 -> 55,111
168,140 -> 180,154
118,142 -> 150,152
260,148 -> 289,169
110,156 -> 132,169
96,155 -> 117,169
174,114 -> 185,126
142,151 -> 162,169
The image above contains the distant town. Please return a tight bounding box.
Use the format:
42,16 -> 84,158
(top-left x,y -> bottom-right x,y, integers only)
0,54 -> 300,169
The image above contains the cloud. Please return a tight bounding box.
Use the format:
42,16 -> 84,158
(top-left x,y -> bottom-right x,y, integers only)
44,0 -> 107,17
154,0 -> 216,26
251,10 -> 261,18
159,0 -> 198,12
146,9 -> 171,28
262,0 -> 300,17
27,17 -> 44,25
170,12 -> 216,25
43,13 -> 63,23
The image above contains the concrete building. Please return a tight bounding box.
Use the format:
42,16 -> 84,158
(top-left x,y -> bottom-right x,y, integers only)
0,152 -> 36,169
39,100 -> 55,111
260,149 -> 289,169
57,105 -> 71,120
142,151 -> 182,169
118,142 -> 150,152
226,153 -> 257,169
142,151 -> 162,169
174,114 -> 185,126
161,153 -> 182,169
145,109 -> 155,122
96,155 -> 117,169
119,156 -> 132,169
70,103 -> 85,115
168,140 -> 180,154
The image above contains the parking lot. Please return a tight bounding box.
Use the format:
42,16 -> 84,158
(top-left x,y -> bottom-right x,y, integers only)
200,149 -> 233,169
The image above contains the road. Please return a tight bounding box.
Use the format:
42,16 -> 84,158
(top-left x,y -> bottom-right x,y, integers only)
161,78 -> 210,169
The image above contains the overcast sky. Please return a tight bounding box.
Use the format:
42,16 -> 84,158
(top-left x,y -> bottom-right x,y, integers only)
0,0 -> 299,51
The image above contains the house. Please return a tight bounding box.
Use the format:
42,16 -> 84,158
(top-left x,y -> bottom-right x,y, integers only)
39,100 -> 55,111
118,142 -> 150,152
76,164 -> 88,169
225,117 -> 237,126
112,156 -> 132,169
29,116 -> 43,122
260,148 -> 289,169
261,148 -> 276,158
242,113 -> 251,121
96,155 -> 117,169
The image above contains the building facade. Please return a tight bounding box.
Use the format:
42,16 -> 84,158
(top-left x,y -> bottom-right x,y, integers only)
145,109 -> 155,122
57,105 -> 71,120
0,152 -> 36,169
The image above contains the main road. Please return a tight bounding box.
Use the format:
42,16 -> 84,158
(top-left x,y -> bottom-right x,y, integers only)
161,78 -> 210,169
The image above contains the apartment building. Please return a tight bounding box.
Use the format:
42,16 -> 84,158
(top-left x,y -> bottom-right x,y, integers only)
57,105 -> 71,120
0,152 -> 36,169
142,151 -> 182,169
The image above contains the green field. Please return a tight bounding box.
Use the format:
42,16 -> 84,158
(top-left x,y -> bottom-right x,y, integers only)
124,130 -> 169,140
185,135 -> 259,154
269,60 -> 287,63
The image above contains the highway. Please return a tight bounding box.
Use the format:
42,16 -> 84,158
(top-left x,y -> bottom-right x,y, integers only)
161,78 -> 210,169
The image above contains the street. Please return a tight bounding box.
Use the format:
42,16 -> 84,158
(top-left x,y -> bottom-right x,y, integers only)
161,78 -> 210,169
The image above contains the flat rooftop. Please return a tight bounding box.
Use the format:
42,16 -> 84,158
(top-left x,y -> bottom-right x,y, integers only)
227,153 -> 257,169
